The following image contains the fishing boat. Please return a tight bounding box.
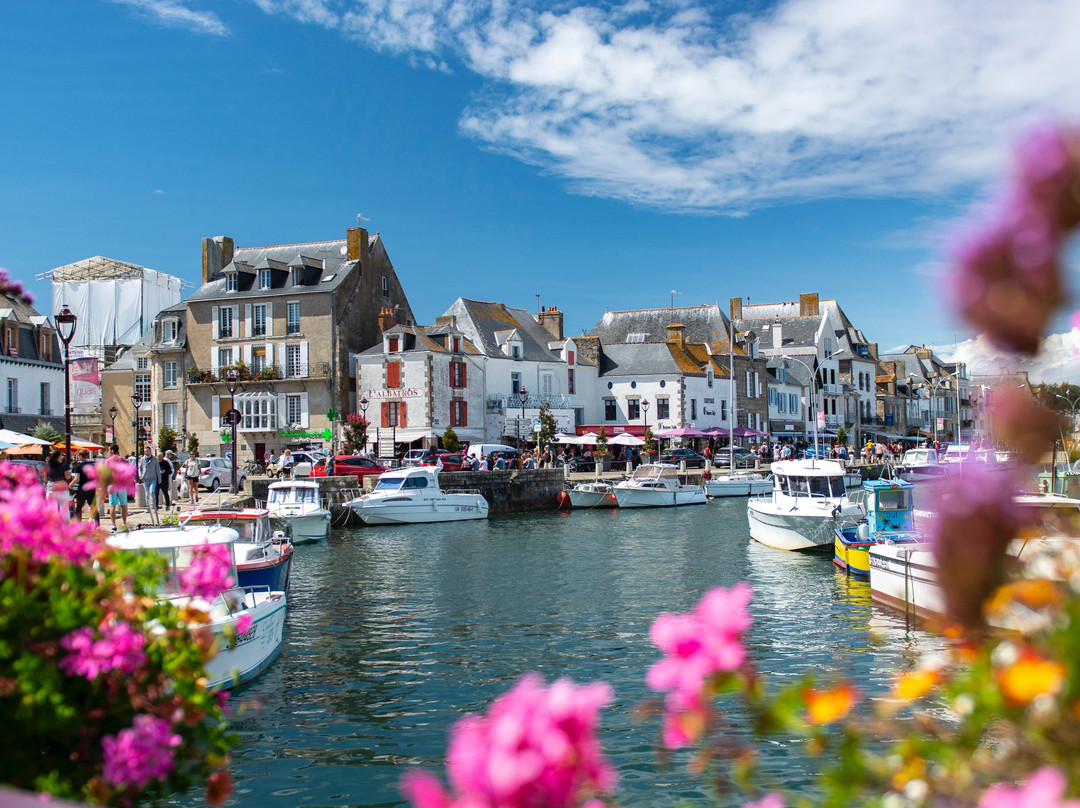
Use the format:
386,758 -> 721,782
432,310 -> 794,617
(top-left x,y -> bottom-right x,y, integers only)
746,459 -> 865,551
108,524 -> 288,690
895,447 -> 948,483
834,479 -> 921,577
266,479 -> 332,543
178,507 -> 293,592
346,466 -> 489,524
611,464 -> 707,508
566,480 -> 619,509
704,470 -> 772,498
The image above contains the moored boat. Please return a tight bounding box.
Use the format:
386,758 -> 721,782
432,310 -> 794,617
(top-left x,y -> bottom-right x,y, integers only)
747,459 -> 864,551
834,479 -> 921,577
612,463 -> 706,509
346,466 -> 489,524
895,447 -> 948,483
266,479 -> 332,543
108,524 -> 288,690
704,471 -> 772,498
567,480 -> 619,509
179,507 -> 293,592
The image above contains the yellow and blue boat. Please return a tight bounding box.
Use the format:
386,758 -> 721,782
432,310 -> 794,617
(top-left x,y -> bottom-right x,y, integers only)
834,478 -> 921,577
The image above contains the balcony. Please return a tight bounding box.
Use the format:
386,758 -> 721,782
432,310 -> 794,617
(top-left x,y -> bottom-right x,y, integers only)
824,415 -> 841,427
187,362 -> 331,384
821,384 -> 842,396
486,393 -> 573,412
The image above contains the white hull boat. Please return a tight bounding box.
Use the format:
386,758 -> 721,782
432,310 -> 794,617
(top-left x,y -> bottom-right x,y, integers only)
347,466 -> 489,524
895,448 -> 949,484
747,459 -> 865,551
868,542 -> 945,621
704,471 -> 772,498
567,480 -> 618,509
266,480 -> 332,543
612,464 -> 707,509
109,524 -> 287,690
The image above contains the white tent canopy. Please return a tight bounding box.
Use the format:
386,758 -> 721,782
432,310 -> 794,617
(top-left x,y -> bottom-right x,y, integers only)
0,429 -> 52,446
608,433 -> 645,446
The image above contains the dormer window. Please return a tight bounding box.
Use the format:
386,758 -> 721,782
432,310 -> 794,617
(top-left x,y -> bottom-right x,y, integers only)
381,276 -> 389,297
388,336 -> 400,353
452,336 -> 461,353
512,345 -> 521,360
292,267 -> 303,286
259,269 -> 272,290
136,356 -> 149,371
225,272 -> 239,293
163,319 -> 178,342
567,349 -> 575,365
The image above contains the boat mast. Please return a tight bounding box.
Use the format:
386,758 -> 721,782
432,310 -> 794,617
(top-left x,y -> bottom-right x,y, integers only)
729,316 -> 735,475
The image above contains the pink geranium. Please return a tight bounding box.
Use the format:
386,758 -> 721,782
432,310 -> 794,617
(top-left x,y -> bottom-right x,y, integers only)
978,767 -> 1080,808
0,484 -> 101,566
177,542 -> 234,601
400,673 -> 616,808
60,620 -> 147,681
647,583 -> 754,748
102,714 -> 182,789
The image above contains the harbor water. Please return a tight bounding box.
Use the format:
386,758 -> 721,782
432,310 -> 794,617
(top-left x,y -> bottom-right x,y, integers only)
173,498 -> 945,808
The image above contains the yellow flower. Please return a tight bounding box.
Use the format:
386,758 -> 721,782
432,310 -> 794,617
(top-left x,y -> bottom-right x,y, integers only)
997,649 -> 1065,705
804,683 -> 859,725
892,670 -> 940,703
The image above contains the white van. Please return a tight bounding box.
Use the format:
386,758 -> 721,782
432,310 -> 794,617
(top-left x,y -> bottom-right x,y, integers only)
940,444 -> 971,464
464,444 -> 520,462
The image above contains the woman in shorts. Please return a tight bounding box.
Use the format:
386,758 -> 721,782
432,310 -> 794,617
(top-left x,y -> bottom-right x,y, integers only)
185,452 -> 201,503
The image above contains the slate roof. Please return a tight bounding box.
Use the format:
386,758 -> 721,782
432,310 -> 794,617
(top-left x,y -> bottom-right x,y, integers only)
590,305 -> 729,346
185,238 -> 371,302
599,342 -> 725,377
356,324 -> 482,357
737,316 -> 822,351
0,292 -> 61,366
442,298 -> 565,364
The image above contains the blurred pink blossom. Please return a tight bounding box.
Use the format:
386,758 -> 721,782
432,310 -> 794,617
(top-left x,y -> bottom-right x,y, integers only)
744,794 -> 786,808
400,673 -> 616,808
177,542 -> 234,601
0,268 -> 32,305
978,767 -> 1080,808
647,583 -> 753,748
102,714 -> 181,789
234,613 -> 253,635
59,620 -> 147,681
0,483 -> 101,565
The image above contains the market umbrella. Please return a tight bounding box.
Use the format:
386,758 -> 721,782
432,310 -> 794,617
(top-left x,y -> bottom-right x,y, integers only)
731,426 -> 769,438
608,433 -> 644,446
54,437 -> 106,451
554,433 -> 580,444
655,426 -> 709,438
573,432 -> 600,445
2,444 -> 48,456
0,429 -> 51,446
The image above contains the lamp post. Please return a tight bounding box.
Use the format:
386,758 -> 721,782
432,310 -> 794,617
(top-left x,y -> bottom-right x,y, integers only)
108,405 -> 118,447
227,370 -> 238,494
359,396 -> 369,455
55,307 -> 77,463
781,354 -> 822,461
130,392 -> 143,459
1056,393 -> 1080,448
519,387 -> 528,448
641,399 -> 650,458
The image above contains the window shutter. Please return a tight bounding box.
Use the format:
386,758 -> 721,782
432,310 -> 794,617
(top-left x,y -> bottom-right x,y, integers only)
300,342 -> 309,376
243,344 -> 252,365
387,361 -> 400,388
461,361 -> 467,387
211,394 -> 220,430
276,393 -> 286,428
266,343 -> 274,370
448,362 -> 455,388
265,302 -> 273,336
245,304 -> 252,337
211,346 -> 220,375
400,401 -> 407,428
300,392 -> 309,427
381,402 -> 389,428
212,306 -> 219,339
461,400 -> 467,427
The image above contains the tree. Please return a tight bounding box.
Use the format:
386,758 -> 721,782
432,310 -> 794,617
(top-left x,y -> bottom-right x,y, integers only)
33,420 -> 62,443
342,413 -> 369,455
594,426 -> 610,456
157,426 -> 177,453
537,402 -> 558,452
1034,382 -> 1080,417
643,426 -> 657,458
187,433 -> 199,456
441,426 -> 460,453
836,426 -> 848,446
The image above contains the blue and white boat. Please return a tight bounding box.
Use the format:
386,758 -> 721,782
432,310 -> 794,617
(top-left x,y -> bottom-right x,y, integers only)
834,479 -> 922,577
266,479 -> 332,543
179,506 -> 293,592
108,524 -> 288,690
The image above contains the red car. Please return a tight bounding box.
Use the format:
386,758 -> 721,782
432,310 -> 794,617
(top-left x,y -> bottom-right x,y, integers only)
419,452 -> 467,472
312,454 -> 388,482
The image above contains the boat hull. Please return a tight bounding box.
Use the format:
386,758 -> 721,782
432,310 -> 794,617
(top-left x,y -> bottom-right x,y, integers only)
833,525 -> 873,577
613,487 -> 706,508
270,509 -> 331,543
236,544 -> 293,592
747,500 -> 855,551
205,590 -> 288,690
867,543 -> 944,621
704,478 -> 771,497
352,494 -> 490,524
567,488 -> 618,508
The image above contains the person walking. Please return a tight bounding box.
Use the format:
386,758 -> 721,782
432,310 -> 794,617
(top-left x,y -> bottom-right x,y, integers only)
69,449 -> 98,523
139,446 -> 162,526
184,452 -> 201,504
107,444 -> 129,531
45,450 -> 72,515
281,449 -> 294,480
157,450 -> 173,511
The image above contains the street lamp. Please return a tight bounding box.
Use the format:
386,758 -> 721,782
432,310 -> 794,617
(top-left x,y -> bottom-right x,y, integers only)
641,399 -> 650,458
108,405 -> 118,447
130,391 -> 143,459
226,370 -> 239,494
519,387 -> 528,447
359,396 -> 369,454
781,354 -> 823,461
55,307 -> 77,463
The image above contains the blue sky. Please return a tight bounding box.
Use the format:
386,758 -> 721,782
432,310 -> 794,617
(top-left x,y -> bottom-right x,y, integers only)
3,0 -> 1080,378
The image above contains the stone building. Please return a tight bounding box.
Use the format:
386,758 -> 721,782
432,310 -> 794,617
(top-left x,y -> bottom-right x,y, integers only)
0,291 -> 64,436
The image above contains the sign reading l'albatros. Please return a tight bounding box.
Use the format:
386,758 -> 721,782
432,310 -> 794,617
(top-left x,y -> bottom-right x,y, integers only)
363,389 -> 423,399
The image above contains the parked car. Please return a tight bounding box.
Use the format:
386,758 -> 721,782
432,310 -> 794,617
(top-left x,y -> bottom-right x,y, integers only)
712,447 -> 756,468
182,457 -> 247,492
10,459 -> 47,478
659,448 -> 708,468
425,452 -> 467,472
323,454 -> 389,482
268,450 -> 324,478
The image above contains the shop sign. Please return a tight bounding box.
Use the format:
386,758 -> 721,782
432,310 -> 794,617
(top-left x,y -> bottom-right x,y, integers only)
363,388 -> 423,399
280,428 -> 332,441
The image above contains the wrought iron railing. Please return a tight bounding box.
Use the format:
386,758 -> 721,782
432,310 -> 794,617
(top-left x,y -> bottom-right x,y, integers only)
486,393 -> 573,412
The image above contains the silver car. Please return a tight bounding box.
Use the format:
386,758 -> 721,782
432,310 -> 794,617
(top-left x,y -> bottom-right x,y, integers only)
196,457 -> 247,491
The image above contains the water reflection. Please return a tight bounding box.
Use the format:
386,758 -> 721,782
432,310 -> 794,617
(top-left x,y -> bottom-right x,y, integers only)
171,499 -> 945,808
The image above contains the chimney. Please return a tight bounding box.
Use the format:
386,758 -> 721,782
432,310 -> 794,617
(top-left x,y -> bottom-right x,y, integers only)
201,236 -> 234,284
729,297 -> 742,321
799,292 -> 819,317
575,336 -> 600,368
772,319 -> 783,350
347,227 -> 368,262
537,306 -> 564,340
869,342 -> 879,360
434,315 -> 456,328
378,306 -> 397,333
916,344 -> 932,360
666,323 -> 686,350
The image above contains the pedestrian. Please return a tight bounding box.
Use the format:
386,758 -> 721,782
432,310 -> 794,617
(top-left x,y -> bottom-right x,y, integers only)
471,454 -> 480,472
184,451 -> 201,504
107,444 -> 129,531
139,445 -> 162,526
281,449 -> 294,480
494,453 -> 506,470
45,450 -> 72,514
69,449 -> 98,523
157,450 -> 173,511
479,455 -> 490,472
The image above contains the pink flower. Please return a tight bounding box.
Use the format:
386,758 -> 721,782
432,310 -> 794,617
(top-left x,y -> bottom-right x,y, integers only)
102,714 -> 182,789
59,620 -> 146,681
234,613 -> 253,635
928,464 -> 1024,629
177,541 -> 234,601
401,674 -> 616,808
0,268 -> 32,305
647,583 -> 753,748
978,767 -> 1080,808
0,484 -> 101,565
744,794 -> 786,808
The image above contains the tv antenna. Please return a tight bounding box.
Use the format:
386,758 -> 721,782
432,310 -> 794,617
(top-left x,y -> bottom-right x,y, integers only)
356,213 -> 370,225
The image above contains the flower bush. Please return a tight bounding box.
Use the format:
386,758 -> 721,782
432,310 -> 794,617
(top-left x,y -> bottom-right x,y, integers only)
0,459 -> 237,805
401,122 -> 1080,808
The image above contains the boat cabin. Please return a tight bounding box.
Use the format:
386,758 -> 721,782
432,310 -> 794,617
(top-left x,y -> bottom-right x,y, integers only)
182,507 -> 274,545
899,448 -> 940,467
268,483 -> 321,506
628,464 -> 680,485
771,461 -> 848,499
373,468 -> 440,493
859,479 -> 915,538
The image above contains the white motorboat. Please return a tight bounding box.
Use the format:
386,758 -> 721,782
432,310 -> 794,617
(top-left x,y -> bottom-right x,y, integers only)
266,480 -> 332,543
704,471 -> 772,498
346,466 -> 489,524
567,480 -> 619,509
611,464 -> 707,509
895,448 -> 948,483
108,524 -> 287,690
179,506 -> 293,592
746,459 -> 865,551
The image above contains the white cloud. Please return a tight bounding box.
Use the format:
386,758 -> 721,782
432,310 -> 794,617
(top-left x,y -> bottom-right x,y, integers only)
109,0 -> 228,36
942,331 -> 1080,385
125,0 -> 1080,211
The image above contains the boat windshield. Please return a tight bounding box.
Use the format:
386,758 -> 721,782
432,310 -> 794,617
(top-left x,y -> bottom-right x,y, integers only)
876,488 -> 910,511
374,477 -> 405,492
270,487 -> 318,504
216,519 -> 257,541
780,474 -> 846,498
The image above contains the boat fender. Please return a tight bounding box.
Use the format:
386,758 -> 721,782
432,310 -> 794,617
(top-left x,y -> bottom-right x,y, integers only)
556,491 -> 571,510
856,522 -> 870,542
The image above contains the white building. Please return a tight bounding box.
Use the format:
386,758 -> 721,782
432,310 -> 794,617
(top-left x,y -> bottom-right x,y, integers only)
0,291 -> 65,436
